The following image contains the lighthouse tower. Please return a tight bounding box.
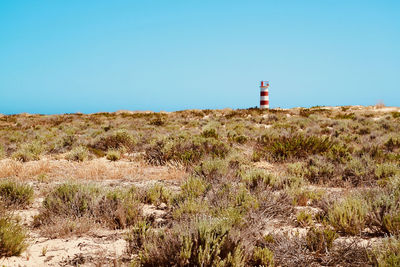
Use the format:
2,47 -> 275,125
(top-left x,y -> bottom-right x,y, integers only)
260,81 -> 269,109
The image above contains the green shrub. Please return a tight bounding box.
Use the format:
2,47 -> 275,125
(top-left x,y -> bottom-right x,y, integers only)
335,113 -> 356,120
0,180 -> 33,208
179,176 -> 209,200
370,237 -> 400,267
145,135 -> 229,166
136,219 -> 246,267
288,156 -> 335,184
99,188 -> 142,229
65,145 -> 89,162
368,189 -> 400,236
297,210 -> 313,227
375,163 -> 400,180
106,149 -> 121,161
252,247 -> 274,266
0,145 -> 5,159
126,220 -> 151,254
305,227 -> 337,253
328,195 -> 369,235
172,199 -> 210,220
242,169 -> 279,190
227,131 -> 248,144
255,133 -> 333,162
35,184 -> 142,230
93,130 -> 136,152
343,156 -> 376,186
392,112 -> 400,119
201,128 -> 219,139
384,137 -> 400,152
12,141 -> 43,162
41,183 -> 99,218
194,158 -> 230,182
0,216 -> 28,257
144,183 -> 171,206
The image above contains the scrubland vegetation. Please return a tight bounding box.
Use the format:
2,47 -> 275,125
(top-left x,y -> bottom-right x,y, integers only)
0,105 -> 400,266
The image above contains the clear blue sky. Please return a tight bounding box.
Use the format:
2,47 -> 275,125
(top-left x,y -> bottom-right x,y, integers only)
0,1 -> 399,114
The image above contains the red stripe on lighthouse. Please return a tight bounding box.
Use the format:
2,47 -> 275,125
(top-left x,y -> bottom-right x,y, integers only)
260,100 -> 269,105
260,91 -> 268,96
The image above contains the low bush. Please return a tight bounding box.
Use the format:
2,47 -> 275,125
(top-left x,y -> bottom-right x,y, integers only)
144,183 -> 172,206
367,184 -> 400,236
132,219 -> 248,267
392,112 -> 400,119
255,133 -> 333,162
34,184 -> 142,231
252,246 -> 274,266
92,130 -> 136,152
201,128 -> 219,139
305,227 -> 337,253
297,211 -> 314,227
65,146 -> 90,162
241,169 -> 279,190
146,135 -> 229,166
369,237 -> 400,266
0,180 -> 33,208
384,136 -> 400,152
178,176 -> 209,201
328,195 -> 369,235
343,156 -> 376,186
106,149 -> 121,161
375,163 -> 400,180
0,216 -> 28,257
11,141 -> 43,162
0,145 -> 5,159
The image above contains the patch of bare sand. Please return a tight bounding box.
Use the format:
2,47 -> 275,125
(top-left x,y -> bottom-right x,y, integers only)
0,158 -> 186,182
1,229 -> 128,267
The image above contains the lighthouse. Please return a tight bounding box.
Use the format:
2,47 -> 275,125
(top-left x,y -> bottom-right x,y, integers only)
260,81 -> 269,109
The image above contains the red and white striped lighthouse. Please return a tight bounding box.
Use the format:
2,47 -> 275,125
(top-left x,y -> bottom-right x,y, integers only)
260,81 -> 269,109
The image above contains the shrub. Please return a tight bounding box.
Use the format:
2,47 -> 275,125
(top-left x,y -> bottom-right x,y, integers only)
392,112 -> 400,119
93,130 -> 136,152
241,169 -> 279,190
98,188 -> 142,229
375,163 -> 400,180
194,158 -> 230,182
135,219 -> 246,267
201,128 -> 219,139
297,211 -> 313,227
305,227 -> 337,253
172,199 -> 210,220
335,113 -> 356,120
0,180 -> 33,208
144,183 -> 172,206
343,156 -> 376,186
126,220 -> 151,254
367,188 -> 400,236
145,135 -> 229,166
106,149 -> 121,161
255,133 -> 333,162
0,145 -> 5,159
252,247 -> 274,266
384,137 -> 400,152
65,146 -> 89,162
41,183 -> 99,218
0,216 -> 28,257
370,237 -> 400,267
328,195 -> 369,235
12,141 -> 43,162
34,184 -> 143,231
289,156 -> 335,185
179,176 -> 209,200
